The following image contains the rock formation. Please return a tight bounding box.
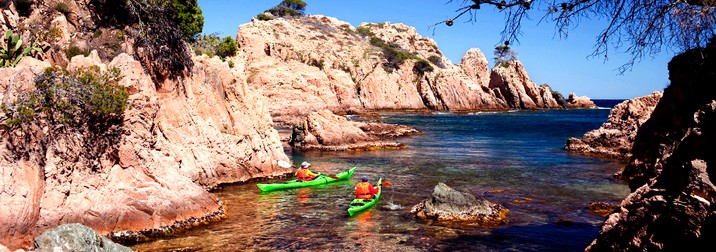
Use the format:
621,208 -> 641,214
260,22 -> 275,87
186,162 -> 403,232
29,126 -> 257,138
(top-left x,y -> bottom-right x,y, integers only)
410,183 -> 508,224
565,91 -> 663,159
586,39 -> 716,251
237,16 -> 593,124
0,53 -> 289,249
566,93 -> 598,108
488,60 -> 563,109
34,223 -> 132,252
290,110 -> 407,151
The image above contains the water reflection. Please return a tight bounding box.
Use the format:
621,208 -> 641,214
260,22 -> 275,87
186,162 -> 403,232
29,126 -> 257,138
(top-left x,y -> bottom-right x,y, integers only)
133,110 -> 630,251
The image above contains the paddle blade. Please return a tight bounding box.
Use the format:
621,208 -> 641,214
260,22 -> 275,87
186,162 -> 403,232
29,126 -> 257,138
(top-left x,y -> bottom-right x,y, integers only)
381,180 -> 392,187
278,160 -> 292,168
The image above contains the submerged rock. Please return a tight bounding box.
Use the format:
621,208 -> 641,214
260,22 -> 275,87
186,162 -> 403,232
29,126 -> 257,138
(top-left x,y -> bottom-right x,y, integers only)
34,223 -> 132,252
410,183 -> 508,224
588,202 -> 620,218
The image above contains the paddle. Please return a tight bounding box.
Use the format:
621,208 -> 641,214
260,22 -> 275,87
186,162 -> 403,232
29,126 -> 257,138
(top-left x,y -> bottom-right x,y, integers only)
381,180 -> 392,187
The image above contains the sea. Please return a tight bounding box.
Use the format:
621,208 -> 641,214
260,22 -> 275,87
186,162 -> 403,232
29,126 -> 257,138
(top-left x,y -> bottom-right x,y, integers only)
132,99 -> 631,252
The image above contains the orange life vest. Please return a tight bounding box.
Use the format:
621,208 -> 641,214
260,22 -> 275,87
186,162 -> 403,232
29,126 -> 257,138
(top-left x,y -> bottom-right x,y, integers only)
296,168 -> 313,181
355,182 -> 373,199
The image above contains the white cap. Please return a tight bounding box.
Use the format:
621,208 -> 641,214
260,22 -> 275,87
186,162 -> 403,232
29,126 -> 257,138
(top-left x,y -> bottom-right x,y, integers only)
301,161 -> 310,168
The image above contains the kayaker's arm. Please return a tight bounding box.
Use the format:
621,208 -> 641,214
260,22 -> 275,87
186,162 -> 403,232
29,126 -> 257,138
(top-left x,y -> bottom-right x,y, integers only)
370,184 -> 379,194
307,170 -> 318,177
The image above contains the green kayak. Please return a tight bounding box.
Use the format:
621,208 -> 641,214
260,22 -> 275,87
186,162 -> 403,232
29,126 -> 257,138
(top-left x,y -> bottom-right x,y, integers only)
347,178 -> 382,216
257,166 -> 356,192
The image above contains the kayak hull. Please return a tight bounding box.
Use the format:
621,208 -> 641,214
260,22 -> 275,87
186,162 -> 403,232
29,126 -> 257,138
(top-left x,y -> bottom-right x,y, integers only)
347,178 -> 382,216
257,166 -> 356,192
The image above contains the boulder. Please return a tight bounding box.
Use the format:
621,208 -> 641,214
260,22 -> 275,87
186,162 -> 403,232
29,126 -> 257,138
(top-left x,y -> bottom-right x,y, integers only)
566,93 -> 597,108
34,223 -> 132,252
291,110 -> 405,151
410,183 -> 508,224
565,91 -> 663,159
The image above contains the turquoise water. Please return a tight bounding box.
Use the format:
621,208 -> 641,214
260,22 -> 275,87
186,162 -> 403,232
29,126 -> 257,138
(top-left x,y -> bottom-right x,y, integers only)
133,103 -> 630,251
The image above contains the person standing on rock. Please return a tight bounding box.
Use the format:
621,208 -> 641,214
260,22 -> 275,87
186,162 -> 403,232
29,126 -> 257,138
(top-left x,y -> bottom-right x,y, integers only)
355,176 -> 379,199
295,162 -> 319,181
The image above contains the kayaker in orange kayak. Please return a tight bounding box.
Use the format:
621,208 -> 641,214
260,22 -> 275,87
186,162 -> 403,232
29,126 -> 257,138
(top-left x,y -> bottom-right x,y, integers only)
295,161 -> 319,181
355,176 -> 379,199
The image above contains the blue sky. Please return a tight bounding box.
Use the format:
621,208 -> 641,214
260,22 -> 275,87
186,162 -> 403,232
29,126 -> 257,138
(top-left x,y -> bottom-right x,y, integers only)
198,1 -> 676,99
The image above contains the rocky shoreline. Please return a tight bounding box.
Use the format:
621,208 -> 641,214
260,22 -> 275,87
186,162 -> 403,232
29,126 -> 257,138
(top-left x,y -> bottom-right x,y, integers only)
1,2 -> 602,250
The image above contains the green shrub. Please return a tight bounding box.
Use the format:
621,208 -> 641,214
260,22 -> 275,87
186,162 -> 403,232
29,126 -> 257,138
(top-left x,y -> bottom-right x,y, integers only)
171,0 -> 204,41
356,26 -> 374,37
66,46 -> 89,59
43,27 -> 64,41
494,45 -> 518,67
116,31 -> 124,39
54,2 -> 71,15
93,30 -> 103,38
0,30 -> 42,67
2,66 -> 128,129
413,59 -> 434,75
91,0 -> 195,83
428,55 -> 444,68
263,0 -> 307,18
228,60 -> 235,68
256,13 -> 274,21
1,66 -> 128,166
216,36 -> 237,59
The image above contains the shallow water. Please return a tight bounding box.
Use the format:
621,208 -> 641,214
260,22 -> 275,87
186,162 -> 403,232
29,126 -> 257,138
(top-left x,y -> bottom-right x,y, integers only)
132,107 -> 630,251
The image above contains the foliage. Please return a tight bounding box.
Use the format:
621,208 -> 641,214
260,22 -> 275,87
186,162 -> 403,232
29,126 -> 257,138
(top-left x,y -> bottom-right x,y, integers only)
356,26 -> 375,37
191,34 -> 237,60
256,13 -> 274,21
1,66 -> 128,168
494,45 -> 518,67
368,35 -> 432,73
428,55 -> 445,68
54,2 -> 71,15
413,58 -> 435,75
263,0 -> 307,18
216,36 -> 238,59
116,31 -> 124,39
90,0 -> 195,82
2,66 -> 127,129
0,30 -> 42,68
443,0 -> 716,71
170,0 -> 204,41
66,46 -> 89,59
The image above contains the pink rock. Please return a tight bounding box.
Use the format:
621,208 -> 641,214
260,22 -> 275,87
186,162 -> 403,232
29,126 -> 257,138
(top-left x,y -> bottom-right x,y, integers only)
566,91 -> 663,159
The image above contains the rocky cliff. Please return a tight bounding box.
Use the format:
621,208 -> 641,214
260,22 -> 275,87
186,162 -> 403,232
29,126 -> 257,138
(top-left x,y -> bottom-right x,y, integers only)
0,52 -> 290,249
565,91 -> 663,159
586,39 -> 716,251
237,16 -> 593,124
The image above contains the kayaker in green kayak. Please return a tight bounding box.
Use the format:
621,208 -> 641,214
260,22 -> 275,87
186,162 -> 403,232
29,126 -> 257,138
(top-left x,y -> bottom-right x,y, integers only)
355,176 -> 379,199
295,161 -> 319,181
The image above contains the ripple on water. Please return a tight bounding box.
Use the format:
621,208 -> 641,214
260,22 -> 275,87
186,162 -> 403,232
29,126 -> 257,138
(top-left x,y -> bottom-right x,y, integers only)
132,110 -> 629,251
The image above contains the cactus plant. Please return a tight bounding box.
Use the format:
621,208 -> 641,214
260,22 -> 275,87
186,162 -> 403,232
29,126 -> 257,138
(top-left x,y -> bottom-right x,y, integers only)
0,30 -> 42,67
